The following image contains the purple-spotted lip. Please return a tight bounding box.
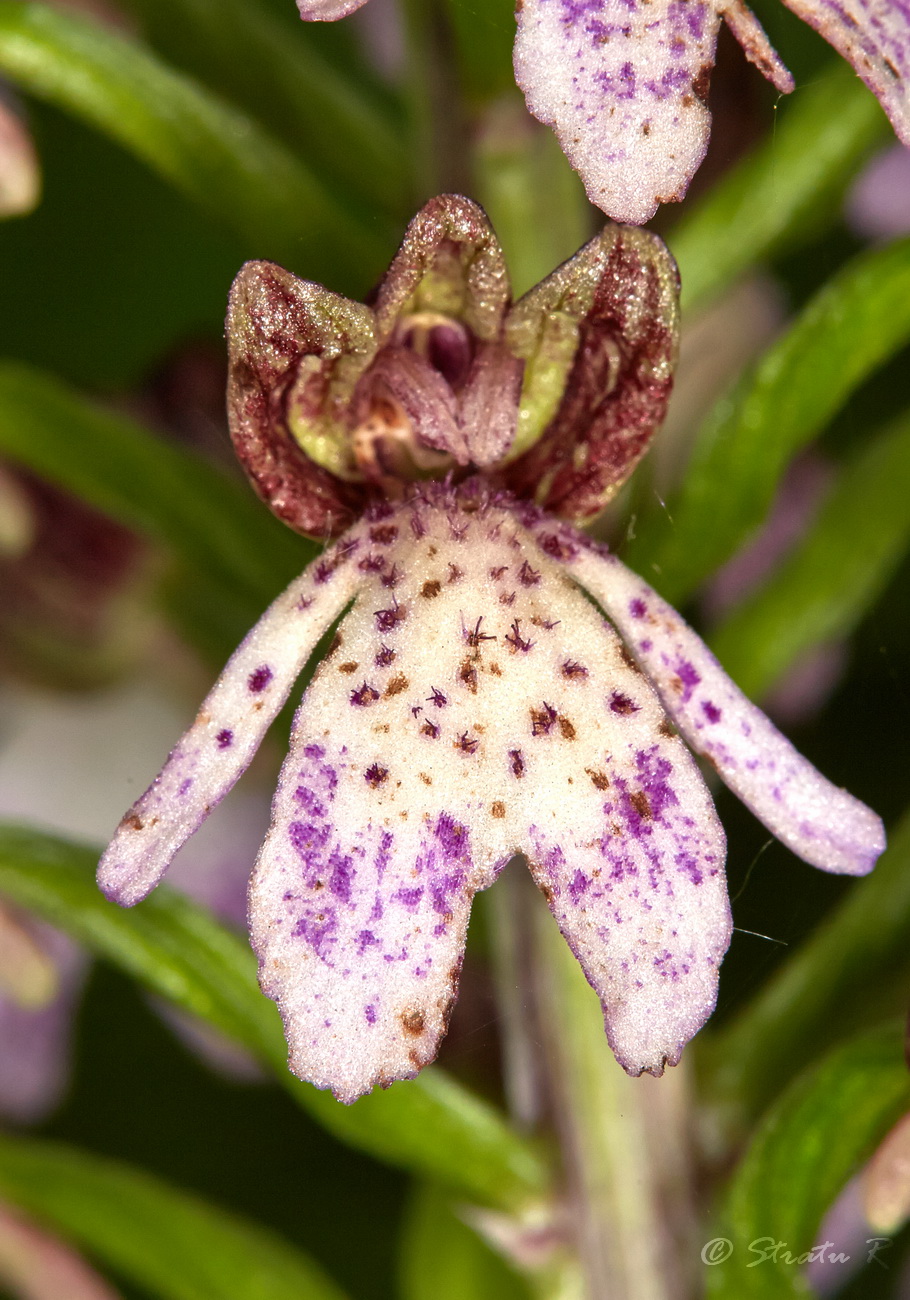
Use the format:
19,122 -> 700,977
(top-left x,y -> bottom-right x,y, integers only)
97,479 -> 883,1101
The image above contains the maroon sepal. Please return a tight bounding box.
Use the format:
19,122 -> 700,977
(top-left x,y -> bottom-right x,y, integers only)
226,261 -> 372,539
501,225 -> 680,522
372,194 -> 512,344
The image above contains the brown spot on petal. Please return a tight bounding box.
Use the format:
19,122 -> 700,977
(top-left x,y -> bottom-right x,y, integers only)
421,579 -> 442,599
562,660 -> 588,680
384,673 -> 409,697
630,791 -> 652,820
458,659 -> 478,693
401,1009 -> 425,1036
370,524 -> 398,545
122,812 -> 144,831
558,716 -> 576,740
586,768 -> 610,790
491,801 -> 505,818
618,643 -> 643,675
338,661 -> 359,674
489,662 -> 502,676
530,703 -> 557,736
659,718 -> 677,738
326,633 -> 342,658
692,63 -> 712,104
419,772 -> 432,785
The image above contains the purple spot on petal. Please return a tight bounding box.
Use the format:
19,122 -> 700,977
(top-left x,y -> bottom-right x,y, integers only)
394,886 -> 424,911
375,831 -> 393,881
702,700 -> 722,724
610,691 -> 640,716
293,907 -> 338,960
351,682 -> 380,706
374,599 -> 407,632
294,787 -> 326,817
328,853 -> 355,903
216,728 -> 233,749
630,598 -> 647,619
365,1004 -> 377,1023
569,870 -> 590,902
435,814 -> 470,861
178,778 -> 193,796
248,665 -> 273,693
674,660 -> 701,704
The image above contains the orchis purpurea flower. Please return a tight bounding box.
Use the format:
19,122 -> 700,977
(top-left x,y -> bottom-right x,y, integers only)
298,0 -> 910,225
98,196 -> 885,1104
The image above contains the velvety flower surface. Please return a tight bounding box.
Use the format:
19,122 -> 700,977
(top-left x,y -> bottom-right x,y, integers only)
99,196 -> 884,1103
298,0 -> 910,224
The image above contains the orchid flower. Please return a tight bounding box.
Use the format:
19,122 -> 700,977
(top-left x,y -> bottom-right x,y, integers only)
297,0 -> 910,224
98,196 -> 884,1104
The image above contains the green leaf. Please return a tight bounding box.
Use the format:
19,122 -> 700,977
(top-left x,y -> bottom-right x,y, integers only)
705,1025 -> 910,1299
0,824 -> 281,1061
0,1134 -> 347,1300
117,0 -> 410,216
0,823 -> 550,1210
0,2 -> 387,282
399,1183 -> 530,1300
0,360 -> 307,604
671,63 -> 888,315
702,810 -> 910,1128
626,237 -> 910,603
709,411 -> 910,699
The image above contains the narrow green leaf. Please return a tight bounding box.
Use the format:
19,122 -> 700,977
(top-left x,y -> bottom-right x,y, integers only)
0,1134 -> 347,1300
0,360 -> 307,608
702,810 -> 910,1128
0,824 -> 281,1062
117,0 -> 410,215
671,63 -> 888,315
0,2 -> 386,280
399,1183 -> 529,1300
705,1025 -> 910,1299
626,237 -> 910,603
0,824 -> 550,1209
709,412 -> 910,698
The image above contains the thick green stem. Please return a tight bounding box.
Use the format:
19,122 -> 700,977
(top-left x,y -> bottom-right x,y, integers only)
531,885 -> 694,1300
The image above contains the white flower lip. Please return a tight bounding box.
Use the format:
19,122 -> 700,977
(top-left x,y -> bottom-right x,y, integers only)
98,483 -> 885,1103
